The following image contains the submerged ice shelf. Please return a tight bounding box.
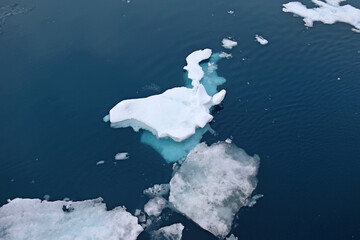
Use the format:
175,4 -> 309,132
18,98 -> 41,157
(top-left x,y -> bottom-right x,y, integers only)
283,0 -> 360,32
0,198 -> 143,240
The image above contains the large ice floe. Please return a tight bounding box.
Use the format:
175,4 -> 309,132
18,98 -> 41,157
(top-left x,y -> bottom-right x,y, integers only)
0,198 -> 143,240
282,0 -> 360,32
169,142 -> 260,239
108,50 -> 228,162
151,223 -> 184,240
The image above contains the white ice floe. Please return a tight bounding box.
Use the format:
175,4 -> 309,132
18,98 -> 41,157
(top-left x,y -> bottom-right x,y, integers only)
225,138 -> 232,144
169,142 -> 260,239
219,52 -> 232,59
144,197 -> 167,217
143,184 -> 170,197
282,0 -> 360,32
222,38 -> 238,49
109,84 -> 225,142
151,223 -> 184,240
255,35 -> 268,45
0,198 -> 143,240
227,10 -> 235,14
226,234 -> 238,240
96,160 -> 105,165
114,152 -> 129,160
183,49 -> 212,87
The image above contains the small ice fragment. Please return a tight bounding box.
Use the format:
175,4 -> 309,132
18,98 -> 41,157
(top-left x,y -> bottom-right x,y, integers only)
227,10 -> 234,14
115,152 -> 129,160
222,38 -> 238,49
255,35 -> 268,45
134,209 -> 142,216
225,138 -> 232,144
151,223 -> 184,240
226,234 -> 238,240
103,115 -> 110,122
337,77 -> 341,80
219,52 -> 232,59
31,180 -> 35,184
143,184 -> 170,197
43,195 -> 50,201
96,160 -> 105,165
144,197 -> 167,217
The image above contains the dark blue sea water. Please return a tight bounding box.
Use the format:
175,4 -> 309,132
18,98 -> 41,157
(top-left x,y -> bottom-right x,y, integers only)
1,0 -> 360,239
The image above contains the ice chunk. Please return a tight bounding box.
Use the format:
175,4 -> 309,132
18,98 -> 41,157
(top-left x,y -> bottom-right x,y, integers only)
226,234 -> 238,240
212,89 -> 226,105
114,152 -> 129,160
96,160 -> 105,165
109,84 -> 224,142
225,138 -> 232,144
143,184 -> 170,197
169,142 -> 260,238
144,197 -> 167,217
219,52 -> 232,59
0,198 -> 143,240
151,223 -> 184,240
183,49 -> 212,87
282,0 -> 360,32
255,35 -> 268,45
222,38 -> 238,49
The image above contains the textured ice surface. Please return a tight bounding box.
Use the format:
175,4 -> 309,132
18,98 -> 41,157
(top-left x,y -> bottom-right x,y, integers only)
143,184 -> 170,197
183,49 -> 212,87
0,198 -> 143,240
221,38 -> 238,49
114,152 -> 129,160
151,223 -> 184,240
169,142 -> 260,238
255,35 -> 268,45
144,197 -> 167,217
283,0 -> 360,32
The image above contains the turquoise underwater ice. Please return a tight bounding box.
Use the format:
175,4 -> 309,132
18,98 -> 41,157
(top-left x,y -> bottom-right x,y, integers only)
141,53 -> 227,163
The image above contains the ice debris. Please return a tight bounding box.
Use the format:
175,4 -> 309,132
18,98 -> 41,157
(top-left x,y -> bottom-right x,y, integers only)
282,0 -> 360,32
151,223 -> 184,240
0,198 -> 143,240
143,184 -> 170,197
114,152 -> 129,160
144,196 -> 167,217
183,48 -> 212,87
226,234 -> 238,240
222,38 -> 238,49
255,35 -> 268,45
169,142 -> 260,238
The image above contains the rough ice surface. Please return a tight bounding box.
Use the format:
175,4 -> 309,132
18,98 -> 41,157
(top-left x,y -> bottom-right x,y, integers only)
221,38 -> 238,49
226,234 -> 238,240
143,184 -> 170,197
255,35 -> 268,45
151,223 -> 184,240
169,142 -> 260,239
0,198 -> 143,240
144,196 -> 167,217
183,48 -> 212,87
114,152 -> 129,160
282,0 -> 360,32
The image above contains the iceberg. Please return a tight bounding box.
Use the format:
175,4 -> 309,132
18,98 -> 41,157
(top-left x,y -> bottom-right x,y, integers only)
221,38 -> 238,49
151,223 -> 184,240
169,142 -> 260,239
0,198 -> 143,240
282,0 -> 360,32
255,35 -> 268,45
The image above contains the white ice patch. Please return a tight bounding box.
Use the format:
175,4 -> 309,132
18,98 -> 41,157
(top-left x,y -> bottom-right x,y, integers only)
219,52 -> 232,59
226,234 -> 238,240
151,223 -> 184,240
96,160 -> 105,165
144,197 -> 167,217
114,152 -> 129,160
183,49 -> 212,87
222,38 -> 238,49
282,0 -> 360,32
109,84 -> 225,142
255,35 -> 268,45
169,142 -> 260,239
143,184 -> 170,197
0,198 -> 143,240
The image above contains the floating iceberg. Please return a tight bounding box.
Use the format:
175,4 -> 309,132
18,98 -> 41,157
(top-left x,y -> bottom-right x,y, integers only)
255,35 -> 268,45
0,198 -> 143,240
151,223 -> 184,240
221,38 -> 238,49
144,196 -> 167,217
169,142 -> 260,239
282,0 -> 360,32
183,48 -> 212,87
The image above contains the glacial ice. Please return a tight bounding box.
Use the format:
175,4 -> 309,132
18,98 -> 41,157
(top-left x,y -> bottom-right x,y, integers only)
0,198 -> 143,240
282,0 -> 360,32
169,142 -> 260,239
183,48 -> 212,87
255,35 -> 268,45
151,223 -> 184,240
221,38 -> 238,49
144,196 -> 167,217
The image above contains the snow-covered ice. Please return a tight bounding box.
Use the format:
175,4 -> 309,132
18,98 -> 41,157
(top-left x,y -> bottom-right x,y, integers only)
255,35 -> 268,45
183,48 -> 212,87
169,142 -> 260,238
151,223 -> 184,240
282,0 -> 360,32
143,184 -> 170,197
114,152 -> 129,160
144,196 -> 167,217
0,198 -> 143,240
222,38 -> 238,49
